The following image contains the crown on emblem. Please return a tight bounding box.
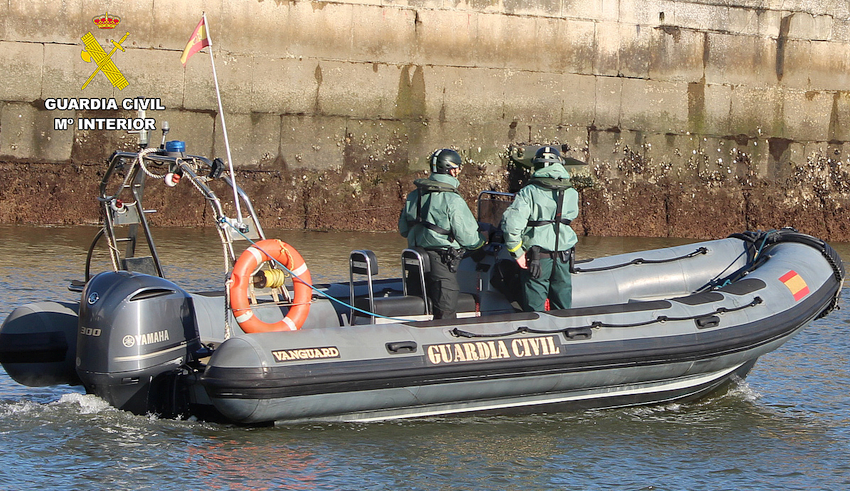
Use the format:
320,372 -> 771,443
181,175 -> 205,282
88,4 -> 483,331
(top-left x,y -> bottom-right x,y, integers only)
92,12 -> 121,29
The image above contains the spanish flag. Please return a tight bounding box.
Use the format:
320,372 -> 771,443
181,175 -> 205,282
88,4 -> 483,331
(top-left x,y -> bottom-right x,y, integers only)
779,270 -> 809,301
181,17 -> 210,66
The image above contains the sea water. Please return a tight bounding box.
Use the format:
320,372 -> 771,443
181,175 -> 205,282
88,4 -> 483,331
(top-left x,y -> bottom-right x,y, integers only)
0,226 -> 847,490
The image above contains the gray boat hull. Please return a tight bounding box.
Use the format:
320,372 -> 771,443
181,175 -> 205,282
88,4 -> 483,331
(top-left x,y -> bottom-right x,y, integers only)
201,233 -> 842,423
0,230 -> 843,424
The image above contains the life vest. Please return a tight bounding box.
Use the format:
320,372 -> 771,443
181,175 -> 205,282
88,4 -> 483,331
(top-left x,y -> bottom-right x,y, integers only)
407,178 -> 459,241
527,176 -> 573,252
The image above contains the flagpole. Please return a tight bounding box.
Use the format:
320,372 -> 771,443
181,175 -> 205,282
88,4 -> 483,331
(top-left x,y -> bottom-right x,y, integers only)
203,12 -> 244,228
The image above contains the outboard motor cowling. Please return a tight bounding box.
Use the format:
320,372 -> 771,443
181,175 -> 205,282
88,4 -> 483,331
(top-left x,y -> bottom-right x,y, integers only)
77,271 -> 202,416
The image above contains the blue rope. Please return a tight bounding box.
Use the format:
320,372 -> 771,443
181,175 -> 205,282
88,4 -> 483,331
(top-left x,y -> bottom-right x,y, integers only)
220,218 -> 414,323
753,229 -> 777,261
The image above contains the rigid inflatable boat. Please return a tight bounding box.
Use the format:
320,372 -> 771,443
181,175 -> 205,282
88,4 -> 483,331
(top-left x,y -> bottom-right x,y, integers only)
0,136 -> 844,424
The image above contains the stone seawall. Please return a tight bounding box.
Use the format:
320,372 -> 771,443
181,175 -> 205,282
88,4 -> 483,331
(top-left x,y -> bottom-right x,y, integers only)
1,0 -> 850,240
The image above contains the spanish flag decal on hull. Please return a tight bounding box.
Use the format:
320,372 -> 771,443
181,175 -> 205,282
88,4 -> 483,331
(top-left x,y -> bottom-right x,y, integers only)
779,270 -> 810,301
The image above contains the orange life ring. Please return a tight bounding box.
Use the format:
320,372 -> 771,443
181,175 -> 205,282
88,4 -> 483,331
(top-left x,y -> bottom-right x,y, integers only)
230,239 -> 312,332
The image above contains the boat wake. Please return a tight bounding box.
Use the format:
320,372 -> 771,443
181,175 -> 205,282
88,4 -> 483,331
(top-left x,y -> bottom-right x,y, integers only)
56,392 -> 114,414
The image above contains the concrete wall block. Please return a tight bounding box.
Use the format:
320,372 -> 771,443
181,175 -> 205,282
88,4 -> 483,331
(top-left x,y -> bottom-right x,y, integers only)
739,136 -> 772,180
0,102 -> 74,161
453,121 -> 513,164
642,132 -> 701,178
620,78 -> 688,134
212,112 -> 282,168
682,0 -> 777,10
782,88 -> 832,142
826,91 -> 850,142
698,82 -> 733,136
293,2 -> 357,59
561,73 -> 597,126
587,127 -> 625,167
425,66 -> 505,124
617,0 -> 673,26
525,124 -> 589,154
217,0 -> 290,56
6,0 -> 85,43
562,0 -> 607,21
648,26 -> 705,83
1,41 -> 44,102
261,2 -> 355,60
279,115 -> 347,170
556,19 -> 597,75
343,118 -> 417,172
485,14 -> 538,71
0,1 -> 7,40
338,0 -> 391,7
414,9 -> 478,67
472,12 -> 512,69
217,54 -> 254,116
704,32 -> 778,87
728,84 -> 785,137
502,0 -> 560,17
594,21 -> 620,77
534,16 -> 564,72
531,16 -> 597,74
724,7 -> 780,37
252,58 -> 319,115
785,12 -> 833,41
825,0 -> 850,19
781,40 -> 850,91
597,0 -> 620,22
696,136 -> 753,184
832,19 -> 850,43
317,61 -> 404,119
396,119 -> 508,168
594,75 -> 622,129
351,7 -> 416,64
402,0 -> 447,10
672,2 -> 730,33
502,71 -> 564,123
617,23 -> 653,78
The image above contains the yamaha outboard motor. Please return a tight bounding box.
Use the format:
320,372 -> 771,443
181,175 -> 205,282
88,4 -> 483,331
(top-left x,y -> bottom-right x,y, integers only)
77,271 -> 202,417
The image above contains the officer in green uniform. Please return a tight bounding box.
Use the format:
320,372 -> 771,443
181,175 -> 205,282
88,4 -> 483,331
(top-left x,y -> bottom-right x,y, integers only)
399,149 -> 487,319
500,146 -> 579,312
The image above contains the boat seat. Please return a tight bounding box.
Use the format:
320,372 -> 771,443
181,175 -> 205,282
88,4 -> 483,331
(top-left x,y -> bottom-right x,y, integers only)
352,293 -> 476,322
401,248 -> 431,315
349,250 -> 379,322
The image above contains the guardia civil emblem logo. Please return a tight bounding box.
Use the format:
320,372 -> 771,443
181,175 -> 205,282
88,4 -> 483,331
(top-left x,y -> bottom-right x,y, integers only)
80,12 -> 129,90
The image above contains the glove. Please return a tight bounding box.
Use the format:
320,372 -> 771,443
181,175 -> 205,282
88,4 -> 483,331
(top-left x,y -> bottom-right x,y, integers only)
527,246 -> 542,279
477,222 -> 493,244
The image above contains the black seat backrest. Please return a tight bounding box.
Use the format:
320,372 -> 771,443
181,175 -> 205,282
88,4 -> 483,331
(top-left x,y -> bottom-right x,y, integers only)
401,248 -> 430,315
349,250 -> 379,322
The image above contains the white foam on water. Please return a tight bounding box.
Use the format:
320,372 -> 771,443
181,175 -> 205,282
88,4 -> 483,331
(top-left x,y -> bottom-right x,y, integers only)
725,377 -> 761,403
56,392 -> 113,414
0,399 -> 42,417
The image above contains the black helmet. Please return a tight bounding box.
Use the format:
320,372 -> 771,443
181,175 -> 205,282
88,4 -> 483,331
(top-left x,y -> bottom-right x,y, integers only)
532,146 -> 563,170
430,149 -> 462,174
